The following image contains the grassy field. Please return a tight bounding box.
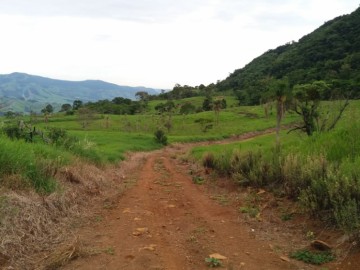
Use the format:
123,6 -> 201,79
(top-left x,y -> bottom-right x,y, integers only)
190,131 -> 303,160
15,98 -> 299,162
1,99 -> 357,194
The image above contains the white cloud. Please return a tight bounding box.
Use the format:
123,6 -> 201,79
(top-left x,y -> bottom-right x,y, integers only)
0,0 -> 358,89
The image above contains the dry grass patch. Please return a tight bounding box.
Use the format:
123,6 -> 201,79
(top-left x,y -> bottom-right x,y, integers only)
0,153 -> 148,269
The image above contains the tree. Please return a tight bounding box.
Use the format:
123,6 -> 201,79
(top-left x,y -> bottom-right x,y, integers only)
41,104 -> 54,114
194,118 -> 213,133
112,97 -> 132,105
135,91 -> 149,112
60,103 -> 72,112
270,79 -> 291,147
234,90 -> 249,105
135,91 -> 149,102
73,100 -> 83,110
4,111 -> 16,118
77,107 -> 95,129
155,100 -> 175,133
179,102 -> 196,115
213,97 -> 227,125
290,81 -> 349,136
155,101 -> 175,114
202,95 -> 213,111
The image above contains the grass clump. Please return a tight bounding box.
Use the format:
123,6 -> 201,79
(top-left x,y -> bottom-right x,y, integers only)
202,152 -> 216,169
239,206 -> 259,218
205,257 -> 222,268
290,249 -> 335,265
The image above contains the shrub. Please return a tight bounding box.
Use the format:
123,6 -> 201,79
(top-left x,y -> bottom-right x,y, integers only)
235,150 -> 270,187
154,129 -> 168,145
47,127 -> 67,144
290,249 -> 335,265
2,125 -> 24,140
202,152 -> 215,169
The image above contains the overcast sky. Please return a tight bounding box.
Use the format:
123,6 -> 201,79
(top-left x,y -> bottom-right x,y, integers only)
0,0 -> 358,89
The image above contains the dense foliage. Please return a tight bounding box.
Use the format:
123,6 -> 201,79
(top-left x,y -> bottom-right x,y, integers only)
216,7 -> 360,104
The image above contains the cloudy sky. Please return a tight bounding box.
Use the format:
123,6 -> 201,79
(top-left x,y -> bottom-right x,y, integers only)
0,0 -> 358,89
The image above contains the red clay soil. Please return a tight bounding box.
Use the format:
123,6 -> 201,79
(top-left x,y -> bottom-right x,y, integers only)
60,142 -> 359,270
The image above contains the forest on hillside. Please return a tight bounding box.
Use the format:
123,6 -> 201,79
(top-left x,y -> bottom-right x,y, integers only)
154,7 -> 360,106
217,7 -> 360,105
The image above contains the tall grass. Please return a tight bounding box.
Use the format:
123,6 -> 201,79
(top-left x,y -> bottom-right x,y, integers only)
193,123 -> 360,234
0,135 -> 70,193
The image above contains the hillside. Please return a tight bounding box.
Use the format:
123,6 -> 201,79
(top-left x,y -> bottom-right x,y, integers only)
0,72 -> 160,113
216,7 -> 360,104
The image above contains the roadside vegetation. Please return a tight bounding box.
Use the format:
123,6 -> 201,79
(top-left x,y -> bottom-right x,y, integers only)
191,101 -> 360,236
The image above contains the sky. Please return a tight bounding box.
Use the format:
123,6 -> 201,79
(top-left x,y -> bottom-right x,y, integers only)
0,0 -> 358,89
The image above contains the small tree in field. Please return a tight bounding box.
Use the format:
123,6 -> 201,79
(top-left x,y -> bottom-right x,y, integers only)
73,100 -> 83,110
213,97 -> 227,125
290,81 -> 349,136
154,129 -> 167,145
195,118 -> 213,133
202,95 -> 213,111
60,103 -> 72,112
41,104 -> 54,114
270,79 -> 290,148
77,107 -> 95,129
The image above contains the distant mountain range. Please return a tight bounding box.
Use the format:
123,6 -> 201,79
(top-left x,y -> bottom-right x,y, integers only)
0,72 -> 160,113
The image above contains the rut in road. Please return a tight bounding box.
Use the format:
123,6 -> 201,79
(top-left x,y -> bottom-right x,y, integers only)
62,148 -> 299,270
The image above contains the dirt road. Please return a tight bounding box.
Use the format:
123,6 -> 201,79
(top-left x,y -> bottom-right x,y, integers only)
61,143 -> 310,270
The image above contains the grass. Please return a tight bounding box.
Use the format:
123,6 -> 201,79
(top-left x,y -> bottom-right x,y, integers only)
290,249 -> 335,265
0,135 -> 70,193
69,130 -> 162,162
205,257 -> 222,268
189,105 -> 360,233
5,101 -> 299,163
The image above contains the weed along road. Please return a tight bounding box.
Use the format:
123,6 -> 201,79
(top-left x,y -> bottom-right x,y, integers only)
62,146 -> 305,270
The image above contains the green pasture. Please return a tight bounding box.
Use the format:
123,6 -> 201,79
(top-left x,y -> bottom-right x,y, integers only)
69,130 -> 161,162
2,99 -> 358,165
190,131 -> 303,160
22,102 -> 299,162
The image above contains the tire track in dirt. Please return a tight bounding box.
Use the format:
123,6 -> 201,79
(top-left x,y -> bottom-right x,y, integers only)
61,143 -> 303,270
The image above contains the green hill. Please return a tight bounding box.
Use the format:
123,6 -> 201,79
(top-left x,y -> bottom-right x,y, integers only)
0,72 -> 160,113
214,7 -> 360,104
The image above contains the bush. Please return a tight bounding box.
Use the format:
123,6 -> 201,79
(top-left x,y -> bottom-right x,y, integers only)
290,249 -> 335,265
154,129 -> 167,145
202,152 -> 216,169
3,125 -> 24,140
47,127 -> 67,144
